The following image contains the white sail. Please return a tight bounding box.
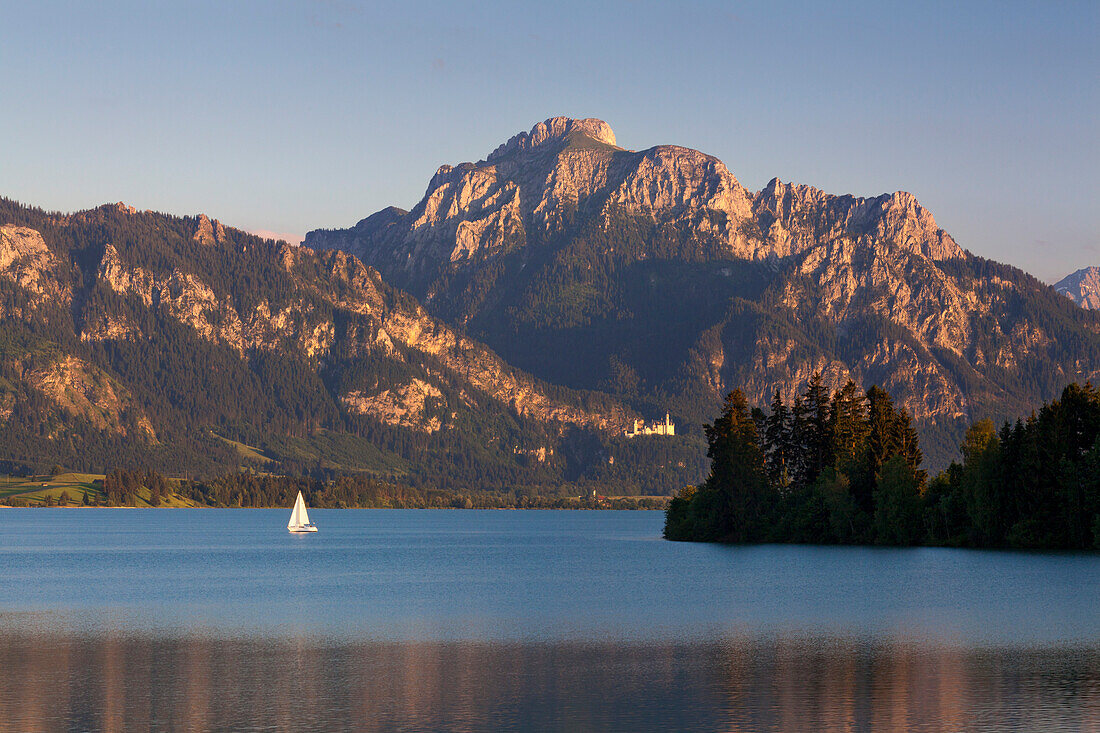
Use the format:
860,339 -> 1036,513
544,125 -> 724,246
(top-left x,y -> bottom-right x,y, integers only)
288,491 -> 305,529
296,492 -> 311,526
287,490 -> 317,531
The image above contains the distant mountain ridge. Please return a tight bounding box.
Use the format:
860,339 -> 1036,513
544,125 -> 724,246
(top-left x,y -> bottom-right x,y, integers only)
0,197 -> 706,494
1055,267 -> 1100,309
307,116 -> 1100,467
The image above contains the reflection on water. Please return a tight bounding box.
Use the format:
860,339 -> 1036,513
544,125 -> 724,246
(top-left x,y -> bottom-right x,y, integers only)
3,510 -> 1100,729
2,632 -> 1099,732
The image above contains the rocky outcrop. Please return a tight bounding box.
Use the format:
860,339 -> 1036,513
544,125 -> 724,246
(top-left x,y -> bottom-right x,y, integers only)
341,378 -> 445,433
304,249 -> 632,432
80,314 -> 140,343
1056,267 -> 1100,309
193,214 -> 227,246
0,225 -> 70,304
735,330 -> 967,425
96,242 -> 336,357
785,236 -> 975,356
24,355 -> 156,441
0,391 -> 13,423
487,117 -> 617,161
753,180 -> 963,261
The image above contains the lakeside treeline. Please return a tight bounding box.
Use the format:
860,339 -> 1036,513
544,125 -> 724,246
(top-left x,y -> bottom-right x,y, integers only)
665,377 -> 1100,550
0,468 -> 666,510
184,473 -> 665,509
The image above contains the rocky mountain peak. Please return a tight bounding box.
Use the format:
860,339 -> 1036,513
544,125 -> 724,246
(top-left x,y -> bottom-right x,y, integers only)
486,117 -> 618,163
353,206 -> 408,231
305,116 -> 971,304
1055,266 -> 1100,309
193,213 -> 227,246
863,190 -> 963,261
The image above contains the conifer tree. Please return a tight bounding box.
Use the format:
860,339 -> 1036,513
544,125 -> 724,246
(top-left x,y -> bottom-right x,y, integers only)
956,419 -> 1001,543
764,390 -> 792,490
872,455 -> 924,544
829,380 -> 868,475
802,373 -> 832,484
892,408 -> 926,486
789,395 -> 809,487
697,389 -> 771,542
668,378 -> 1100,550
860,386 -> 897,510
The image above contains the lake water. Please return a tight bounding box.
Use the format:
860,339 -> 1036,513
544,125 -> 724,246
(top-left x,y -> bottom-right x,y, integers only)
2,508 -> 1099,730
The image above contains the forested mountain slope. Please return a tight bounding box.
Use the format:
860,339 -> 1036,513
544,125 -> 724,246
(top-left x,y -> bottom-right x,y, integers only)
306,117 -> 1100,467
0,198 -> 705,493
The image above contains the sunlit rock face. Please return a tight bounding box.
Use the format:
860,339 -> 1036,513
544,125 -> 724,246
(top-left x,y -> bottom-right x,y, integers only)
305,116 -> 962,293
753,180 -> 963,261
24,355 -> 157,442
0,225 -> 71,305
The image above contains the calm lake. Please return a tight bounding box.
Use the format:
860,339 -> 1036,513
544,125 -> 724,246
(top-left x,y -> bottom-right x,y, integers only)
2,508 -> 1099,731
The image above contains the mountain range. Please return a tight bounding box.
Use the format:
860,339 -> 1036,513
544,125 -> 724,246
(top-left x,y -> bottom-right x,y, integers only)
306,117 -> 1100,468
2,116 -> 1098,489
0,197 -> 709,494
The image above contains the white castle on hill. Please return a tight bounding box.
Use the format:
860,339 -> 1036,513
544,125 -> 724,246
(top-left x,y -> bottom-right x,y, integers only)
624,413 -> 675,438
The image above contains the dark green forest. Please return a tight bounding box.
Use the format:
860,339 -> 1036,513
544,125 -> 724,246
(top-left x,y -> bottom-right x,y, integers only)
665,377 -> 1100,550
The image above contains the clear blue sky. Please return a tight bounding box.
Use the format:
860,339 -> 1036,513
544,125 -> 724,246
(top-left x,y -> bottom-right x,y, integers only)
2,0 -> 1096,282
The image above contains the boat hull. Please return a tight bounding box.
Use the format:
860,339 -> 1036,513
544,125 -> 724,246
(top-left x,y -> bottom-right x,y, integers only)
288,525 -> 318,533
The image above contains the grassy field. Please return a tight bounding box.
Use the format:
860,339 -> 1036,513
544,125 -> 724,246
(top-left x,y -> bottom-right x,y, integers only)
0,472 -> 201,507
213,434 -> 275,465
213,431 -> 410,478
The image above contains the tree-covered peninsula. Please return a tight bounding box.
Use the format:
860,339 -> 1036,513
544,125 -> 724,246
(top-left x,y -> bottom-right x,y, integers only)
664,376 -> 1100,550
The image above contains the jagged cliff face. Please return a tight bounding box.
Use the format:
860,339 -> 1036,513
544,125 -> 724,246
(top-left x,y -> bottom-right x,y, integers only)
306,116 -> 961,292
0,225 -> 71,310
753,181 -> 962,261
91,241 -> 339,358
1056,267 -> 1100,309
307,117 -> 1100,466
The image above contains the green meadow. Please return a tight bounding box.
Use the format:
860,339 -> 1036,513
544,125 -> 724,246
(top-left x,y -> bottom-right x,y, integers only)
0,472 -> 200,508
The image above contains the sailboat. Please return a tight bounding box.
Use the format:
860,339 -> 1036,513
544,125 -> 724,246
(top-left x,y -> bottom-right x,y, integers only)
287,490 -> 318,533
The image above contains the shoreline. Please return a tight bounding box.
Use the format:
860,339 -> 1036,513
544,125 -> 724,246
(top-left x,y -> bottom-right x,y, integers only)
0,504 -> 667,511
